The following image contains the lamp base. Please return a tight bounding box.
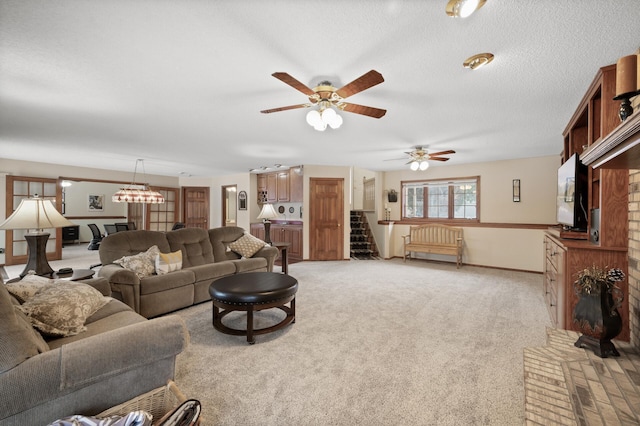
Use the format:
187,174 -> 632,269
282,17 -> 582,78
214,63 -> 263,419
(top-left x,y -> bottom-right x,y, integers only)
20,233 -> 54,278
264,221 -> 272,245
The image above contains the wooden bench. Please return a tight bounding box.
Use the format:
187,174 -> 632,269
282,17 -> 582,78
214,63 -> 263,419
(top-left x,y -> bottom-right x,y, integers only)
402,223 -> 464,268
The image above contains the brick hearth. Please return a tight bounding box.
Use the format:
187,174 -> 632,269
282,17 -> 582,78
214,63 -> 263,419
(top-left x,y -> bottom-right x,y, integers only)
525,328 -> 640,425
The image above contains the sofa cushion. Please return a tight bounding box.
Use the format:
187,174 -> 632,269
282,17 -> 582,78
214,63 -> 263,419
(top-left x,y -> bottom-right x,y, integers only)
5,274 -> 53,303
228,233 -> 266,258
18,281 -> 110,337
156,250 -> 183,275
139,270 -> 195,295
186,261 -> 236,282
114,245 -> 160,279
166,228 -> 215,267
0,284 -> 48,374
99,230 -> 171,265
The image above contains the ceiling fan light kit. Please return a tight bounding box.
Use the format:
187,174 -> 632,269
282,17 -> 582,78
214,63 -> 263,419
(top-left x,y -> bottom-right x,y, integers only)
261,70 -> 386,131
446,0 -> 486,18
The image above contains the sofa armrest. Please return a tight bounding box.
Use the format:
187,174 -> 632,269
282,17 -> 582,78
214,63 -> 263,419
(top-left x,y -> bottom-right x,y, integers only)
98,264 -> 141,313
81,277 -> 111,297
0,315 -> 189,422
254,245 -> 279,272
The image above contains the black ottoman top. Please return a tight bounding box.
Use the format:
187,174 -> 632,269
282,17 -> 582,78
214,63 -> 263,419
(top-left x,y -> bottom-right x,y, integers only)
209,272 -> 298,304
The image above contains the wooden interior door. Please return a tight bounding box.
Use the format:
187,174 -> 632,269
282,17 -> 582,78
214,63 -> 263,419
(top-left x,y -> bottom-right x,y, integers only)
182,187 -> 209,229
309,178 -> 344,260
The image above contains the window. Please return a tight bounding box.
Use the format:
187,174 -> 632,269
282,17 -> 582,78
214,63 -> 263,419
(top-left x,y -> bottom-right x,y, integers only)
402,177 -> 479,222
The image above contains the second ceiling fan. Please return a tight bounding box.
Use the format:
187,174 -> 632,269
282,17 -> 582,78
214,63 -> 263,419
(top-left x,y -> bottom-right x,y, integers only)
261,70 -> 386,130
388,146 -> 456,171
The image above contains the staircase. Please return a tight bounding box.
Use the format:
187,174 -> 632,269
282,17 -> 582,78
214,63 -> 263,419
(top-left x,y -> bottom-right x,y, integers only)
350,211 -> 379,260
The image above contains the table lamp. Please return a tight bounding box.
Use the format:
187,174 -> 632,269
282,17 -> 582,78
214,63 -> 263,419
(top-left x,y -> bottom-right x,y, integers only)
257,203 -> 278,245
0,195 -> 75,278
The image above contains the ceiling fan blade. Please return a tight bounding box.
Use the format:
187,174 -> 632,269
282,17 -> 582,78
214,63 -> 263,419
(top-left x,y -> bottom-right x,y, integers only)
383,157 -> 407,161
335,70 -> 384,98
429,157 -> 450,162
428,150 -> 456,157
340,102 -> 386,118
271,72 -> 315,96
260,104 -> 310,114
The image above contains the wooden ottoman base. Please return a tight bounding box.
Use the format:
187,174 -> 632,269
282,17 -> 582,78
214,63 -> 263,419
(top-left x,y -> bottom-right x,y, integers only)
212,296 -> 296,344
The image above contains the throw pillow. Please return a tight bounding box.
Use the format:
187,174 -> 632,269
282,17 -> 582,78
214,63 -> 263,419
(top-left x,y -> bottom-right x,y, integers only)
156,250 -> 183,275
0,284 -> 48,374
5,273 -> 54,303
18,281 -> 109,337
114,245 -> 160,278
228,233 -> 266,258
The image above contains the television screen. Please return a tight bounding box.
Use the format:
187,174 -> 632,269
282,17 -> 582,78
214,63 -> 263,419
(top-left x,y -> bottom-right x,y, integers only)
557,153 -> 587,230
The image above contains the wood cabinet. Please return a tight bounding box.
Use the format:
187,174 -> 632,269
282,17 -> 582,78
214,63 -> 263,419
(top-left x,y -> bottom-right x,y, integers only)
266,173 -> 278,203
289,168 -> 303,202
562,64 -> 629,247
250,222 -> 302,261
276,171 -> 289,202
543,232 -> 629,341
545,63 -> 630,341
257,167 -> 304,204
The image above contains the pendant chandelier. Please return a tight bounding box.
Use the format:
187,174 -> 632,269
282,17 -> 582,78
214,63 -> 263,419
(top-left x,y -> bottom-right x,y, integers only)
112,159 -> 165,204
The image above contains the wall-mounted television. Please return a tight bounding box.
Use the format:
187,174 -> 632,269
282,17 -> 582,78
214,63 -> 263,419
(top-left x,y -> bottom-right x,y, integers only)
556,153 -> 588,231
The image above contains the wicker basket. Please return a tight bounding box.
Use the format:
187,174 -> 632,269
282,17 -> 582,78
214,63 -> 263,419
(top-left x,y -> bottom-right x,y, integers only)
97,380 -> 186,422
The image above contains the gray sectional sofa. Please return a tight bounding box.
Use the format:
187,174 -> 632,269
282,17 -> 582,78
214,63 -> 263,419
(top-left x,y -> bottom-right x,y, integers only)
0,276 -> 189,426
98,226 -> 278,318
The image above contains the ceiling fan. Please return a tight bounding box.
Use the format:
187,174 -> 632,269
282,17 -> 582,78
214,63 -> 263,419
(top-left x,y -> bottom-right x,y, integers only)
260,70 -> 386,130
388,146 -> 456,170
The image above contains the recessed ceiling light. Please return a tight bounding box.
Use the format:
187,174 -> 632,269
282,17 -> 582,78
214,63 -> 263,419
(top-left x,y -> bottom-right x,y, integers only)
463,53 -> 494,70
445,0 -> 486,18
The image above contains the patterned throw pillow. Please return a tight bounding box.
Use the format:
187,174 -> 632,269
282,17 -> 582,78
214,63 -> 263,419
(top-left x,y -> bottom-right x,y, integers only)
228,233 -> 266,258
114,245 -> 160,278
17,281 -> 109,337
156,250 -> 183,275
5,273 -> 53,303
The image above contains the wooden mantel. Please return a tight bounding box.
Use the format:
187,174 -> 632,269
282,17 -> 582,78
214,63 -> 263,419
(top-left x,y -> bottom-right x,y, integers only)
581,110 -> 640,169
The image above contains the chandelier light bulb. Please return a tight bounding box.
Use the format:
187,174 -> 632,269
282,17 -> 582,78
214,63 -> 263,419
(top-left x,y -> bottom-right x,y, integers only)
313,122 -> 327,131
410,161 -> 420,171
419,161 -> 429,171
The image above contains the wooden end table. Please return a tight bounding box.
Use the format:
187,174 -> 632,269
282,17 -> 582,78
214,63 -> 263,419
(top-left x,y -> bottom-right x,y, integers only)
272,242 -> 290,274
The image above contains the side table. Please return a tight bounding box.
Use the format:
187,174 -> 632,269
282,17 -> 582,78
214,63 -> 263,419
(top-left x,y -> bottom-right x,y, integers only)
271,242 -> 290,274
51,269 -> 95,281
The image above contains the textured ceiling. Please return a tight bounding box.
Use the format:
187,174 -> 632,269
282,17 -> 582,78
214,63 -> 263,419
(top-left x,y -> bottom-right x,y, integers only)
1,1 -> 640,177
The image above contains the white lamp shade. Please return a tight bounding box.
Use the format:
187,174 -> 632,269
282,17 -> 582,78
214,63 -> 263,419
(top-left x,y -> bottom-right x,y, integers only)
257,203 -> 278,220
410,161 -> 420,171
0,197 -> 74,231
306,110 -> 322,126
321,108 -> 337,125
313,121 -> 327,131
419,161 -> 430,171
329,114 -> 343,129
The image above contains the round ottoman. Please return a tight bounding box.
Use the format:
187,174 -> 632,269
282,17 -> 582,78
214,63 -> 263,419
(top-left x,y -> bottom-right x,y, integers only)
209,272 -> 298,344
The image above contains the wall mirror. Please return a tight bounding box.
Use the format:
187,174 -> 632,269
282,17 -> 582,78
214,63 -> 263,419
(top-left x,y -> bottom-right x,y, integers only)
222,185 -> 237,226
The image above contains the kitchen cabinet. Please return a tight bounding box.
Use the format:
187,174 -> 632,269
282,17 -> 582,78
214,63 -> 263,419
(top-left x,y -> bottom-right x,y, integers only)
257,166 -> 303,204
251,222 -> 302,261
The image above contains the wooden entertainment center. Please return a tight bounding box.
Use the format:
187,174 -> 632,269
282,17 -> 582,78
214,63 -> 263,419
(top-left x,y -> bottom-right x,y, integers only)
543,64 -> 630,341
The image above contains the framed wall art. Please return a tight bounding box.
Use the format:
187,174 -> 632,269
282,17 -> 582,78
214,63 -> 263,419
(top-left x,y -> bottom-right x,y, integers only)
88,194 -> 104,211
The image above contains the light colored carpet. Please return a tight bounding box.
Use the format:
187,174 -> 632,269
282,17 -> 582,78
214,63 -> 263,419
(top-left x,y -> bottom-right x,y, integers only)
173,259 -> 551,426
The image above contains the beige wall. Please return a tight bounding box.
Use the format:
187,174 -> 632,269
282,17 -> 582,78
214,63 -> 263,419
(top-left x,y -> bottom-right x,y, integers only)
1,156 -> 561,271
375,155 -> 559,271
